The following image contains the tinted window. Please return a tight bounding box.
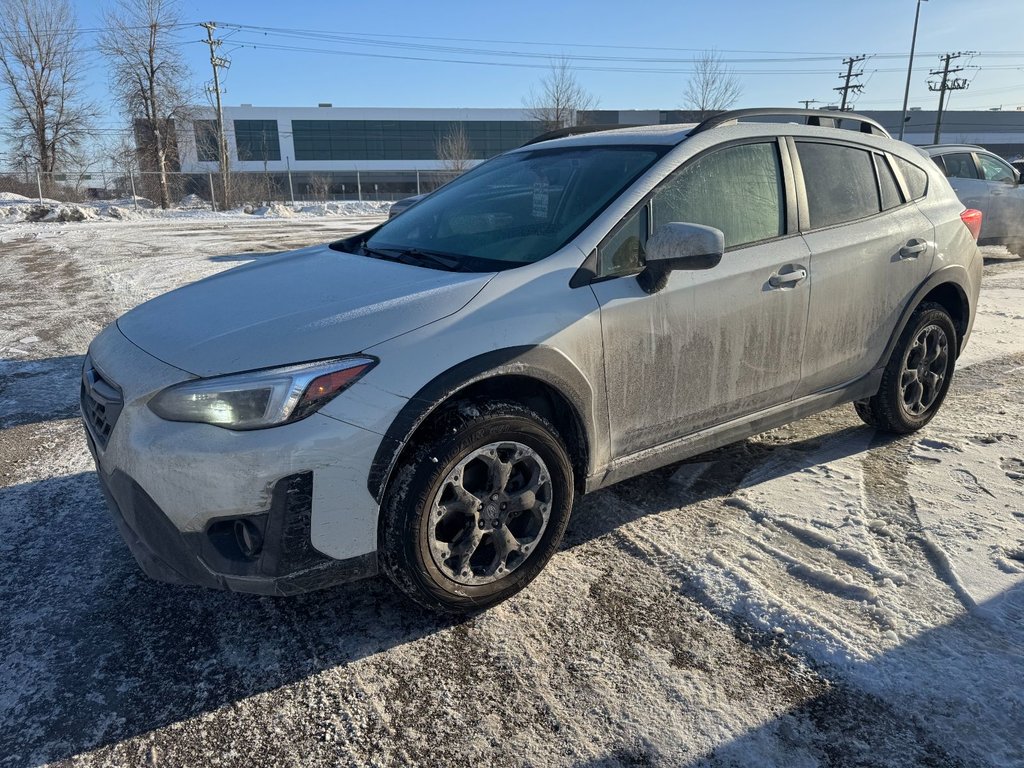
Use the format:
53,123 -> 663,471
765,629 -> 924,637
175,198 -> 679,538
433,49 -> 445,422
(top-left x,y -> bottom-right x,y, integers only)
978,153 -> 1015,183
875,154 -> 904,210
652,142 -> 784,249
941,153 -> 979,179
234,120 -> 281,162
598,206 -> 646,276
291,120 -> 543,161
193,120 -> 219,162
798,142 -> 880,228
894,156 -> 928,200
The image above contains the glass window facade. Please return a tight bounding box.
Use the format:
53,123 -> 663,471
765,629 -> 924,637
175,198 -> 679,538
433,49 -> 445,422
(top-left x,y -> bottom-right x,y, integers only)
235,120 -> 281,162
291,120 -> 542,161
194,120 -> 219,162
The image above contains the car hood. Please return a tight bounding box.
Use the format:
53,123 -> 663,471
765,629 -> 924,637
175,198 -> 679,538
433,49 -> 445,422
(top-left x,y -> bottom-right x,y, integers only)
117,244 -> 493,377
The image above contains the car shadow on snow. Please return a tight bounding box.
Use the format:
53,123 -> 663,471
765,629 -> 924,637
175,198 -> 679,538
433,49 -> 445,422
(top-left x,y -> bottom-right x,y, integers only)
0,355 -> 84,429
0,468 -> 467,766
0,420 -> 911,766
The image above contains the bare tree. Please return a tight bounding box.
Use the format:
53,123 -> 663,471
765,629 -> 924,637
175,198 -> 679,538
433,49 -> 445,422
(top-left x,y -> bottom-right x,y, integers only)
523,56 -> 596,131
98,0 -> 195,209
435,123 -> 473,175
682,50 -> 743,120
0,0 -> 97,185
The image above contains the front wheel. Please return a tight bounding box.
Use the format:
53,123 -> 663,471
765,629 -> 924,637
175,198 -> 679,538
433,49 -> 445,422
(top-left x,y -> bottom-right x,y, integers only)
854,302 -> 957,434
379,400 -> 574,613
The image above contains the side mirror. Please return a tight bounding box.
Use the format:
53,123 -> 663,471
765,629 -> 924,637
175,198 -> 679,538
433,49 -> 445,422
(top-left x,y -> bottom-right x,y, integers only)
637,222 -> 725,294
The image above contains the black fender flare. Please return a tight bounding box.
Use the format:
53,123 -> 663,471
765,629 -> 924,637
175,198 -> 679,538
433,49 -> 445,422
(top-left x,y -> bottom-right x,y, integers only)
367,345 -> 601,503
877,264 -> 973,370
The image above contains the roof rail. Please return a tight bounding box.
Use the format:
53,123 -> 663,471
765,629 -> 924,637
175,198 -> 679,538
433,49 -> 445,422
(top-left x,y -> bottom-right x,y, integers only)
919,143 -> 985,151
689,108 -> 891,139
521,123 -> 638,146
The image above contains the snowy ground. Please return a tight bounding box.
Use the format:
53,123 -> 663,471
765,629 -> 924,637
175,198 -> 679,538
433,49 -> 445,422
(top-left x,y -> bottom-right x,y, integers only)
0,216 -> 1022,768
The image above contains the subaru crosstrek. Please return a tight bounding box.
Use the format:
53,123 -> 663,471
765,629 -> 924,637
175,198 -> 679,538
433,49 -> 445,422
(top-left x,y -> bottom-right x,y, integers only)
82,109 -> 982,612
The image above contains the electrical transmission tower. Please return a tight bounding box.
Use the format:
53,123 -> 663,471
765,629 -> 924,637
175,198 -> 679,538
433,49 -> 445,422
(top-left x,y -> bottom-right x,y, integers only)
834,55 -> 868,111
928,52 -> 971,144
799,99 -> 820,110
200,22 -> 232,210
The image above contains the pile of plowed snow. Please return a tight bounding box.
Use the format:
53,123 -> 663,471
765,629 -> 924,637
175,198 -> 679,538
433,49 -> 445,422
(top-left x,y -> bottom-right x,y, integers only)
0,196 -> 392,223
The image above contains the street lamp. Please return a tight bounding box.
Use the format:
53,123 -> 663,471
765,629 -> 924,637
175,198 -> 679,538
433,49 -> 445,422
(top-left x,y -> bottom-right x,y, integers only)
899,0 -> 929,141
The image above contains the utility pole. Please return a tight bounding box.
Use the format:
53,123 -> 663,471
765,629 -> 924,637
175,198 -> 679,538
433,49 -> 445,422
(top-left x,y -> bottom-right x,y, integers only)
201,22 -> 231,210
928,52 -> 971,144
798,99 -> 820,110
899,0 -> 928,140
834,55 -> 868,111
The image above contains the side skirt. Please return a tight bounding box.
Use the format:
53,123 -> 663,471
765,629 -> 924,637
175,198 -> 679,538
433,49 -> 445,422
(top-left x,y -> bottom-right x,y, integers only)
585,370 -> 882,493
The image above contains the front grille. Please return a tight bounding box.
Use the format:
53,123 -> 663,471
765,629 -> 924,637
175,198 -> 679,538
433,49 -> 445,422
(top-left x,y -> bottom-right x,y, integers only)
81,356 -> 123,449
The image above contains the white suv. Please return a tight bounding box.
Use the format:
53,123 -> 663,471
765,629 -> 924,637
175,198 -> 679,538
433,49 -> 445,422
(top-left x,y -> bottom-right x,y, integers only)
82,109 -> 982,612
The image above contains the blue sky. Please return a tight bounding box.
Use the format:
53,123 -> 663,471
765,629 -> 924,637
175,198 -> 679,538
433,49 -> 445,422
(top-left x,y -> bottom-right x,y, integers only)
50,0 -> 1024,136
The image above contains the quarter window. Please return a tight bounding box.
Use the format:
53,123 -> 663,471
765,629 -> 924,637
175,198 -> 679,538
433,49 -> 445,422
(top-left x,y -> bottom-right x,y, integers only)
797,142 -> 880,228
598,206 -> 646,276
893,156 -> 928,200
651,142 -> 784,249
978,154 -> 1015,184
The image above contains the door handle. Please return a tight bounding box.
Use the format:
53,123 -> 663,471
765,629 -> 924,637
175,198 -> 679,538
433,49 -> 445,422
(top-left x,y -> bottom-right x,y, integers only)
899,239 -> 928,259
768,266 -> 807,288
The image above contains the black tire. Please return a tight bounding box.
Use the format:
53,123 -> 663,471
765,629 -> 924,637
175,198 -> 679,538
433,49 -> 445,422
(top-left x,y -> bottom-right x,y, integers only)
854,302 -> 957,434
1006,240 -> 1024,258
378,399 -> 574,613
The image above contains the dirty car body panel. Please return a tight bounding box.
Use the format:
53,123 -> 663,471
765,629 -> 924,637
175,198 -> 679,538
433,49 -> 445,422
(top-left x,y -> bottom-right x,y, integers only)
82,110 -> 982,599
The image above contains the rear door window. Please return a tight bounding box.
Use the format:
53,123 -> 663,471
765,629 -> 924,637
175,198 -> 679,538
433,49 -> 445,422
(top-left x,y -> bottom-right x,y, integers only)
796,142 -> 880,228
940,153 -> 979,179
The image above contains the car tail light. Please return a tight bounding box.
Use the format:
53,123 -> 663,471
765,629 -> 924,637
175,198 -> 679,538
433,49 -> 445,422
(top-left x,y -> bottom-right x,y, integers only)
960,209 -> 983,241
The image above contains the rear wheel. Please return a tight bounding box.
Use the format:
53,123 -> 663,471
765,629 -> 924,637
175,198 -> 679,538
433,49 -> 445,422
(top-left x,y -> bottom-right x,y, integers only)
854,302 -> 957,434
379,400 -> 574,613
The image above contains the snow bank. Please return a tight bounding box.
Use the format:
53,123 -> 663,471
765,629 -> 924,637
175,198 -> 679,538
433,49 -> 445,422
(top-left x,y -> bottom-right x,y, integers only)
0,195 -> 391,224
250,202 -> 295,218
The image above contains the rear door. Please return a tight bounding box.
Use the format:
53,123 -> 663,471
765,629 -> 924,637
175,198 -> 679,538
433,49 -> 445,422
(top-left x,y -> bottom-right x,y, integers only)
795,140 -> 935,396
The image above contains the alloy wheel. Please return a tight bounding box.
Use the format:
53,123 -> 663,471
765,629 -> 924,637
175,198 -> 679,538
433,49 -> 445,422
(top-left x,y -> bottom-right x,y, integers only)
427,441 -> 553,586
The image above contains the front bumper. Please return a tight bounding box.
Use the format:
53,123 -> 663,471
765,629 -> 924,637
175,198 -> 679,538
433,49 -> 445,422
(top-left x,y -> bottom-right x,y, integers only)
82,323 -> 394,594
88,430 -> 377,595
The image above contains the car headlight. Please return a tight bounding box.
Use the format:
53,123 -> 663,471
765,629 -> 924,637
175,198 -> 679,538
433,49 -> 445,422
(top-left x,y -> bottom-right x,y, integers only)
148,357 -> 377,430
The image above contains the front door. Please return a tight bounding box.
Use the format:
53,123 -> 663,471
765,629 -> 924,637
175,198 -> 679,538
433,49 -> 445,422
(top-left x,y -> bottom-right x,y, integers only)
591,140 -> 810,458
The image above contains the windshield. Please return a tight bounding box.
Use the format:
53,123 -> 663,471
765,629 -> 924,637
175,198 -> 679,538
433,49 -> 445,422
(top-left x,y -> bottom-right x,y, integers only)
364,145 -> 665,271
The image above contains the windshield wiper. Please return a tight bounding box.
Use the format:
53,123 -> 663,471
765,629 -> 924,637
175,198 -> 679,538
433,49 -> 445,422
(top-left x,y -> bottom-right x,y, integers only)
361,244 -> 465,271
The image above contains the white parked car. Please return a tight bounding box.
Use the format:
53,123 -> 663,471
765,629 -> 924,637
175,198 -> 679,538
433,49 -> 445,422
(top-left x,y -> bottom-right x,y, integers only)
83,109 -> 982,612
924,144 -> 1024,255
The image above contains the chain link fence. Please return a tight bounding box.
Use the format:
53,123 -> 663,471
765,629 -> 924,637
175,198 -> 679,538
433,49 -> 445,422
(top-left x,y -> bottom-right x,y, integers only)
0,168 -> 462,210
